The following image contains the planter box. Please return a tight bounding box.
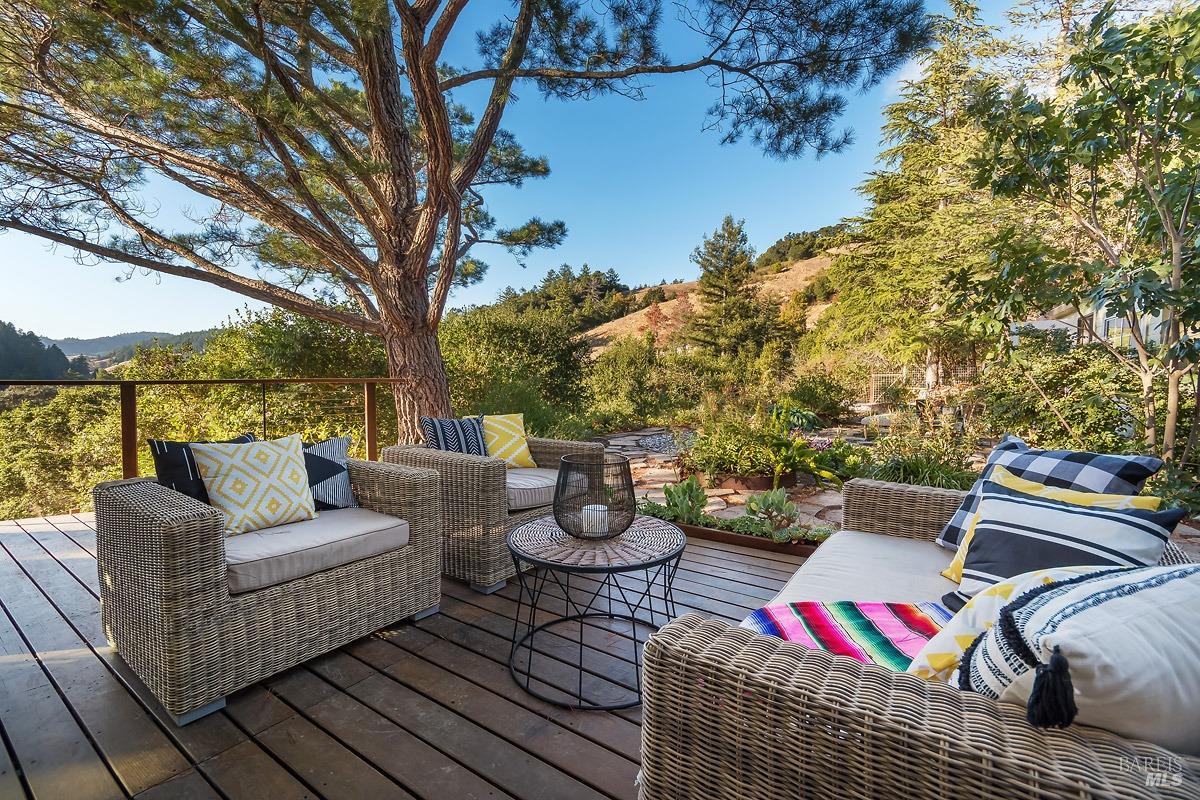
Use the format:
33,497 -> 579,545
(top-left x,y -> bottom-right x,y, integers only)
675,522 -> 819,557
701,473 -> 796,491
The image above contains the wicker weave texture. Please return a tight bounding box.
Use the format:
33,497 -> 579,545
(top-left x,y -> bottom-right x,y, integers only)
94,459 -> 441,720
382,436 -> 604,587
639,477 -> 1200,800
509,515 -> 685,569
842,477 -> 968,541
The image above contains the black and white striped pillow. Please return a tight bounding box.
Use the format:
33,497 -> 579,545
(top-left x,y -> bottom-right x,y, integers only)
148,434 -> 257,503
420,416 -> 485,456
936,435 -> 1163,550
303,437 -> 358,510
943,480 -> 1184,611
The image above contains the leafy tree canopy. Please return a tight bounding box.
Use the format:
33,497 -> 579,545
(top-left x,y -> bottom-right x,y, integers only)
961,2 -> 1200,457
802,0 -> 1008,371
0,0 -> 930,437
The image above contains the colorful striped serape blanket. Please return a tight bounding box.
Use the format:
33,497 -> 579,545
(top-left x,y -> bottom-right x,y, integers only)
740,601 -> 953,672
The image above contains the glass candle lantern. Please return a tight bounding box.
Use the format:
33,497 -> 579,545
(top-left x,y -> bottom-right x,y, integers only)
552,453 -> 636,540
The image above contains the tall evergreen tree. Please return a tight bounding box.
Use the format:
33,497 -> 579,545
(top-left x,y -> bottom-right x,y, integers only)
0,322 -> 72,378
802,0 -> 1012,373
686,216 -> 785,360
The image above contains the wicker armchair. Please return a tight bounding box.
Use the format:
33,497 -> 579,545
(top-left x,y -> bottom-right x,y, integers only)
94,459 -> 441,725
640,478 -> 1200,800
382,436 -> 604,592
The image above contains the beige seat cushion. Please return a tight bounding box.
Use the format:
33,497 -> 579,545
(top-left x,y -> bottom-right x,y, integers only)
506,468 -> 559,511
769,530 -> 957,605
225,507 -> 409,594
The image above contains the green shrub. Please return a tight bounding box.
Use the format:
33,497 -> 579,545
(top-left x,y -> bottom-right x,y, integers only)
868,434 -> 978,490
745,488 -> 799,534
813,437 -> 874,480
661,475 -> 708,525
680,410 -> 838,487
783,368 -> 855,422
969,329 -> 1146,454
1145,465 -> 1200,515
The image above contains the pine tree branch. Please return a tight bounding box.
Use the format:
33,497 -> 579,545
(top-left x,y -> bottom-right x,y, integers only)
0,216 -> 381,333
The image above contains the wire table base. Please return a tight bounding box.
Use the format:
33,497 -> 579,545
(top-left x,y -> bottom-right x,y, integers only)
507,515 -> 686,710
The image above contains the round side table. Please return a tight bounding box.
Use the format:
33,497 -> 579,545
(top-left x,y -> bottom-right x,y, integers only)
507,515 -> 686,710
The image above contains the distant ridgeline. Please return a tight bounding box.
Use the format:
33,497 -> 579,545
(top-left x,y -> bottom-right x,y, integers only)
0,321 -> 89,379
44,329 -> 214,360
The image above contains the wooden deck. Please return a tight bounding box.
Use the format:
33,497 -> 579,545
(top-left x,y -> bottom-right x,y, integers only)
0,514 -> 804,800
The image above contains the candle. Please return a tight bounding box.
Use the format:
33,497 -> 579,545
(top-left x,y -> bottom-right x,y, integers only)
581,504 -> 609,535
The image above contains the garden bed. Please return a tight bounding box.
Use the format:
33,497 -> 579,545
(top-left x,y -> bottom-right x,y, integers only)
700,472 -> 796,491
675,521 -> 820,556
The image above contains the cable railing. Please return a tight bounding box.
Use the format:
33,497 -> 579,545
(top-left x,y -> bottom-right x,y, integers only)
0,378 -> 404,478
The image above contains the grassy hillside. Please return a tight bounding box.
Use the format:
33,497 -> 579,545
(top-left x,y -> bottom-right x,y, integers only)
586,254 -> 831,349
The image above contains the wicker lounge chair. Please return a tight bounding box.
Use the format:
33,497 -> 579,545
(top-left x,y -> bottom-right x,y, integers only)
382,436 -> 604,592
94,459 -> 441,725
640,478 -> 1199,799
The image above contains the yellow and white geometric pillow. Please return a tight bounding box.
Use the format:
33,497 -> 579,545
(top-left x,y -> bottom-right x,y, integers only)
191,434 -> 316,535
940,465 -> 1163,582
907,565 -> 1115,684
480,413 -> 536,468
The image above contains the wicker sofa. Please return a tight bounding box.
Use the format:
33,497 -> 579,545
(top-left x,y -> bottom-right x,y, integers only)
640,478 -> 1200,800
93,459 -> 441,725
382,436 -> 604,592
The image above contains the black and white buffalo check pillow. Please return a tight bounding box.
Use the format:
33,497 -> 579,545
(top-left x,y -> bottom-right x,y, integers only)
419,416 -> 486,456
935,435 -> 1164,550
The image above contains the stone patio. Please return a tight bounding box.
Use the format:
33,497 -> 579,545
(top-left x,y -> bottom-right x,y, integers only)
600,427 -> 845,525
599,426 -> 1200,558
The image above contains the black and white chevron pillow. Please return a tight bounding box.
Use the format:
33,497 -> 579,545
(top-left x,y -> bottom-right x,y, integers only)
303,436 -> 358,510
420,416 -> 486,456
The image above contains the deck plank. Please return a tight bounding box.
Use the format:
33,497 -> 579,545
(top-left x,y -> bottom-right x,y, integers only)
132,769 -> 220,800
0,718 -> 24,800
0,530 -> 194,797
254,714 -> 413,800
340,647 -> 641,799
0,514 -> 799,799
336,670 -> 610,800
194,740 -> 314,800
365,625 -> 643,761
0,560 -> 124,800
273,668 -> 517,800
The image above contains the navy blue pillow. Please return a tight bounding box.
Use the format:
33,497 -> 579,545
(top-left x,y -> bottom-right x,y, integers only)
420,416 -> 485,456
148,434 -> 257,503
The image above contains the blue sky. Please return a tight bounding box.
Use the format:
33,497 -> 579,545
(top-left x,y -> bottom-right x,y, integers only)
0,0 -> 987,339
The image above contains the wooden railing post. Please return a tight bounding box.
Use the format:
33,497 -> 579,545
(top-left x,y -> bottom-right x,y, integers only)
119,381 -> 138,478
364,381 -> 378,461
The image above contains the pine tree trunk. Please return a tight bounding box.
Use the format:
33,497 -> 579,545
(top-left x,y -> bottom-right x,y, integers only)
384,326 -> 451,443
378,270 -> 452,443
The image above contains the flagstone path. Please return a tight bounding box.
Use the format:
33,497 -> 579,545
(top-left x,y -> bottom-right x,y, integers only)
598,426 -> 1200,559
599,427 -> 845,526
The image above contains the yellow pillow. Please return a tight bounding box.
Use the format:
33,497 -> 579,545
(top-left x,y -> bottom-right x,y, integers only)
191,434 -> 316,535
941,465 -> 1162,582
481,413 -> 536,468
908,565 -> 1112,683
